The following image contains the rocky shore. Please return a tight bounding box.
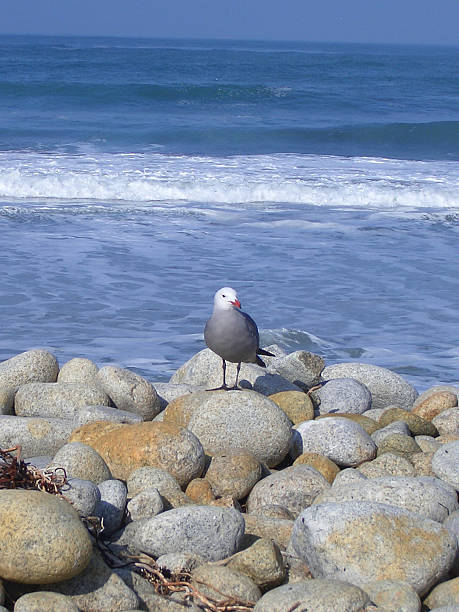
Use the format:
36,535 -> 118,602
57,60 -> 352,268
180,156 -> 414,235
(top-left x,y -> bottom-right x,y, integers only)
0,346 -> 458,611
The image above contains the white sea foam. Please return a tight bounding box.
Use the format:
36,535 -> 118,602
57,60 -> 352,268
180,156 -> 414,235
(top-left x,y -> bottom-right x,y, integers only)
0,151 -> 458,210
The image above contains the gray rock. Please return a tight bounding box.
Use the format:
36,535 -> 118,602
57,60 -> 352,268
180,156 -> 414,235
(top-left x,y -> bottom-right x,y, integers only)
126,466 -> 183,497
246,465 -> 330,518
432,408 -> 459,436
0,349 -> 58,389
225,537 -> 286,590
205,449 -> 263,500
372,421 -> 411,445
124,505 -> 245,561
61,478 -> 101,516
0,387 -> 14,415
156,552 -> 206,574
57,357 -> 99,384
253,579 -> 371,612
50,441 -> 112,484
0,415 -> 73,456
360,579 -> 421,612
313,476 -> 458,522
432,441 -> 459,491
364,408 -> 386,421
170,348 -> 299,395
414,435 -> 441,453
290,501 -> 457,595
153,382 -> 206,411
24,455 -> 52,470
423,577 -> 459,610
332,467 -> 368,487
291,417 -> 377,467
268,350 -> 325,391
357,453 -> 416,478
73,404 -> 143,427
95,479 -> 127,536
14,382 -> 111,419
190,564 -> 261,605
127,487 -> 164,521
14,592 -> 80,612
322,362 -> 418,411
0,489 -> 92,584
48,547 -> 139,612
186,390 -> 292,467
97,365 -> 161,419
444,510 -> 459,543
311,377 -> 372,415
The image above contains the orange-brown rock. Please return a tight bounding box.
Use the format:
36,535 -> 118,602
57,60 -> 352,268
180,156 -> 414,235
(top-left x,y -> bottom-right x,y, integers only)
268,391 -> 314,425
185,478 -> 215,504
412,391 -> 457,421
69,420 -> 204,485
293,452 -> 340,483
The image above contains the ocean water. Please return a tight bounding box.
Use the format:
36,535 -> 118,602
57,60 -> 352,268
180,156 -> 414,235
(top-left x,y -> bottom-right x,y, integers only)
0,35 -> 458,392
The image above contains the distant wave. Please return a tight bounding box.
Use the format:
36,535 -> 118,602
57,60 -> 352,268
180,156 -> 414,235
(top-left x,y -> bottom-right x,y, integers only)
0,151 -> 458,210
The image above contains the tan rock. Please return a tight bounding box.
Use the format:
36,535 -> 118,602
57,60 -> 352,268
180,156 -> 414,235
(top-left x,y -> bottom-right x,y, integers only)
293,452 -> 340,483
205,449 -> 263,499
358,452 -> 416,478
185,478 -> 215,504
191,564 -> 261,605
423,576 -> 459,609
410,451 -> 435,476
432,407 -> 459,436
378,407 -> 437,436
242,513 -> 293,550
226,538 -> 286,590
69,420 -> 124,446
162,391 -> 210,427
14,592 -> 80,612
72,420 -> 205,485
377,433 -> 422,460
268,391 -> 314,425
412,390 -> 457,421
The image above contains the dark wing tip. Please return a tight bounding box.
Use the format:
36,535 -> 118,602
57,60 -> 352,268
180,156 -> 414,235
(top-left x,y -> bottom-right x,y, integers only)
257,348 -> 275,357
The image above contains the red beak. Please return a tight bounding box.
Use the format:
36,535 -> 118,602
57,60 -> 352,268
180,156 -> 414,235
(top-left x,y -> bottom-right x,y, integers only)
232,299 -> 241,308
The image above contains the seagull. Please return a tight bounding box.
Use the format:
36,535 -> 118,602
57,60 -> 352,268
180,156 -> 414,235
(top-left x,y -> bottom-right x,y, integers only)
204,287 -> 274,390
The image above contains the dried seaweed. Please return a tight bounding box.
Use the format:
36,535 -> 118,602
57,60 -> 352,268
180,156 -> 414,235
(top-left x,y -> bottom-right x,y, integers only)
0,446 -> 68,494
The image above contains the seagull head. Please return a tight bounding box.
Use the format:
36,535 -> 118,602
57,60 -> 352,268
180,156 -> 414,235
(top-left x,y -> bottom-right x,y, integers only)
213,287 -> 241,310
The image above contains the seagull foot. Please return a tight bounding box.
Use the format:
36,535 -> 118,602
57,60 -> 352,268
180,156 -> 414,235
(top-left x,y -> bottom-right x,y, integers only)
206,385 -> 229,391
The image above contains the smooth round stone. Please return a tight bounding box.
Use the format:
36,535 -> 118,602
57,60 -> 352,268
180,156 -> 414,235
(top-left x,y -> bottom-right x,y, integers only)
226,538 -> 286,590
372,420 -> 411,445
73,405 -> 143,427
185,390 -> 292,467
268,390 -> 314,424
377,433 -> 422,459
316,413 -> 379,435
0,415 -> 73,457
432,441 -> 459,490
378,407 -> 437,437
153,382 -> 205,411
313,476 -> 458,522
432,408 -> 459,436
413,385 -> 459,410
412,390 -> 458,421
127,487 -> 164,521
291,501 -> 457,596
205,449 -> 263,500
95,479 -> 127,536
185,478 -> 215,504
14,382 -> 111,419
124,505 -> 245,561
246,465 -> 330,518
358,452 -> 416,478
191,564 -> 261,605
126,466 -> 182,497
291,417 -> 376,467
170,347 -> 298,395
322,362 -> 418,411
361,579 -> 421,612
14,592 -> 80,612
0,489 -> 92,584
73,420 -> 205,486
253,579 -> 370,612
423,577 -> 459,610
50,441 -> 112,484
332,468 -> 368,487
97,365 -> 161,420
293,452 -> 341,483
62,478 -> 101,516
57,358 -> 99,384
156,552 -> 207,574
0,349 -> 58,388
311,378 -> 372,416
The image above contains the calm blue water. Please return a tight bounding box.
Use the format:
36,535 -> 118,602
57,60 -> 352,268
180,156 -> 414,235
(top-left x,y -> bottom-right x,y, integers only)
0,35 -> 458,391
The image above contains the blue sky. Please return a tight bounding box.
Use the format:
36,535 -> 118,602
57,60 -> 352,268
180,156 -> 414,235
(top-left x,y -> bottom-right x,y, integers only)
2,0 -> 459,45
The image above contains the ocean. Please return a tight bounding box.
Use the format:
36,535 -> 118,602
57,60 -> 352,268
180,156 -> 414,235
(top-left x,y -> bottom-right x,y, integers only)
0,35 -> 458,392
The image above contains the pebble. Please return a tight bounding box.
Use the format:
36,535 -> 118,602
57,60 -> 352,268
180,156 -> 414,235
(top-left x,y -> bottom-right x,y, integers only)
61,477 -> 101,516
190,564 -> 261,605
205,448 -> 263,499
246,464 -> 330,518
253,578 -> 371,612
291,417 -> 377,467
432,441 -> 459,491
185,478 -> 215,503
293,452 -> 341,483
432,408 -> 459,436
126,465 -> 183,497
313,476 -> 458,522
97,365 -> 161,420
57,357 -> 99,384
0,489 -> 92,584
311,377 -> 372,415
361,579 -> 421,612
14,382 -> 111,419
184,390 -> 293,467
0,415 -> 73,457
49,441 -> 112,484
322,362 -> 418,410
290,501 -> 457,596
73,404 -> 143,427
95,479 -> 127,536
268,390 -> 314,424
14,592 -> 80,612
123,505 -> 245,561
127,486 -> 164,521
72,420 -> 205,485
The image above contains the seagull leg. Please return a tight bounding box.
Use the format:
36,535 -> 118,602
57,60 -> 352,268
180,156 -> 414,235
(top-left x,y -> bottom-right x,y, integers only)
206,358 -> 229,391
